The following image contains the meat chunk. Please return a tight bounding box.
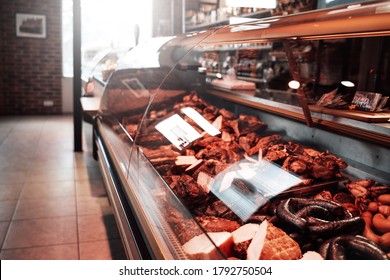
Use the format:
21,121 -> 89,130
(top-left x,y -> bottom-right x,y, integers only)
195,215 -> 241,233
196,146 -> 241,164
218,108 -> 236,120
203,200 -> 240,221
192,159 -> 229,181
168,175 -> 209,207
247,134 -> 282,156
239,132 -> 261,153
229,114 -> 267,137
173,219 -> 203,244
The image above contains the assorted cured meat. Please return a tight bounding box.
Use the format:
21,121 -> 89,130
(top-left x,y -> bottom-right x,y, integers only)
118,92 -> 389,260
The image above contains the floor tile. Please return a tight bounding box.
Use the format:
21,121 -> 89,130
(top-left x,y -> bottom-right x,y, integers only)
3,130 -> 41,142
19,181 -> 75,200
74,152 -> 99,169
0,183 -> 23,201
0,221 -> 10,248
35,143 -> 74,156
0,244 -> 79,260
13,197 -> 76,220
27,167 -> 74,183
0,170 -> 27,184
79,239 -> 126,260
76,179 -> 106,198
77,214 -> 120,242
0,156 -> 31,171
0,127 -> 12,141
75,166 -> 102,181
3,216 -> 77,249
76,196 -> 112,216
0,143 -> 38,158
0,200 -> 17,221
13,119 -> 45,132
28,157 -> 75,171
0,115 -> 125,260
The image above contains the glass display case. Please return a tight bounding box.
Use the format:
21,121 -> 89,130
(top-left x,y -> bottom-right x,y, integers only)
83,47 -> 130,97
94,0 -> 390,260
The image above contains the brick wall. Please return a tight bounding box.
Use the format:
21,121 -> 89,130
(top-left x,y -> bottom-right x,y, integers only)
0,0 -> 62,115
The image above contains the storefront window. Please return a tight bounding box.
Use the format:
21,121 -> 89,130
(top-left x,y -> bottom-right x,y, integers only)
62,0 -> 152,78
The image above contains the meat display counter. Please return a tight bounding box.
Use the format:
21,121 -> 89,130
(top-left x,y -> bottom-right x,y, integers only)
93,0 -> 390,260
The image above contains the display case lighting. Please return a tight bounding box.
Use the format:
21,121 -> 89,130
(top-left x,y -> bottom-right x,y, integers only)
288,80 -> 300,89
341,80 -> 355,87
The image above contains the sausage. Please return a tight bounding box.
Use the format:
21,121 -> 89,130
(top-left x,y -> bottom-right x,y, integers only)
367,202 -> 379,213
372,213 -> 390,234
276,199 -> 307,232
276,198 -> 336,232
295,205 -> 334,220
308,216 -> 365,237
305,216 -> 328,226
276,198 -> 358,235
319,235 -> 389,260
378,232 -> 390,251
377,194 -> 390,205
344,235 -> 388,260
318,238 -> 331,259
289,197 -> 352,218
361,211 -> 380,244
292,198 -> 347,215
325,236 -> 345,260
314,199 -> 353,218
378,205 -> 390,217
369,186 -> 390,198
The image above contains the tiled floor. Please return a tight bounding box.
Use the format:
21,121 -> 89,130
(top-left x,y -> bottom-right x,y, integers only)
0,115 -> 126,260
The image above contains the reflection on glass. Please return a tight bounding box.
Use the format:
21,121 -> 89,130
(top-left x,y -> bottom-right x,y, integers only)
210,158 -> 302,221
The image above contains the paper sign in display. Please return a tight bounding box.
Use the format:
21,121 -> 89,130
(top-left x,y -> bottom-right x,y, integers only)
181,107 -> 221,136
210,159 -> 303,221
155,107 -> 221,150
155,114 -> 201,150
351,91 -> 382,112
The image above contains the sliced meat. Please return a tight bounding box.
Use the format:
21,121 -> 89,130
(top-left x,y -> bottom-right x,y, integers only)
195,215 -> 241,233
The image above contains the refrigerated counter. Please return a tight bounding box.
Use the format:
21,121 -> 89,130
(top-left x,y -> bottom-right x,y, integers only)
93,0 -> 390,260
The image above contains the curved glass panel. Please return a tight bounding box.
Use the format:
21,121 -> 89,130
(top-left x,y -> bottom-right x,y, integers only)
99,29 -> 231,260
